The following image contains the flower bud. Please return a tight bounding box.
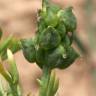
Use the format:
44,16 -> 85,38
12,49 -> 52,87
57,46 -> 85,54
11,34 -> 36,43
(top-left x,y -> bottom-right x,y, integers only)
39,26 -> 61,50
57,7 -> 77,32
21,38 -> 36,63
56,20 -> 66,38
36,47 -> 45,68
62,35 -> 71,47
45,45 -> 66,69
57,47 -> 79,69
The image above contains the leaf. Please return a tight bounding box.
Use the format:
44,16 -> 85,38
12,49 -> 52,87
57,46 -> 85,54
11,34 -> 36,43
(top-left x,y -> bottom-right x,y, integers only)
52,76 -> 59,94
0,63 -> 11,82
0,35 -> 12,54
7,49 -> 19,84
0,28 -> 3,40
1,38 -> 21,60
0,91 -> 3,96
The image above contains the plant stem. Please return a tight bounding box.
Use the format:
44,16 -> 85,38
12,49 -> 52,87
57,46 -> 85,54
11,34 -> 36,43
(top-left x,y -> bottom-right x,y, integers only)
73,33 -> 88,55
39,66 -> 51,96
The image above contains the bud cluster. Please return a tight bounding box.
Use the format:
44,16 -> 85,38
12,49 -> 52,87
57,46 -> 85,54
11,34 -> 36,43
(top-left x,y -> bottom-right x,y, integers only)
21,0 -> 79,69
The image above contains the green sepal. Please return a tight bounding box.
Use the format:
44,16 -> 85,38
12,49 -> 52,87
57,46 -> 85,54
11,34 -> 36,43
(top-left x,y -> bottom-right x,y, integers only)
21,38 -> 36,63
39,26 -> 61,50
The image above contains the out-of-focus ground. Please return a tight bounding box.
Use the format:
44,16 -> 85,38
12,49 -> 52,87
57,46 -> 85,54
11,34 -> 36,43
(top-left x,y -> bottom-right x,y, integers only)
0,0 -> 96,96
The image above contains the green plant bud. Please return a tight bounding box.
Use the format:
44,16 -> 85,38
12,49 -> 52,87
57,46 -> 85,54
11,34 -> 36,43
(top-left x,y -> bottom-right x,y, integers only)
44,9 -> 59,27
36,47 -> 46,68
56,20 -> 66,38
44,3 -> 60,27
57,7 -> 77,32
57,47 -> 79,69
21,38 -> 36,63
39,26 -> 61,50
45,45 -> 66,69
41,1 -> 60,27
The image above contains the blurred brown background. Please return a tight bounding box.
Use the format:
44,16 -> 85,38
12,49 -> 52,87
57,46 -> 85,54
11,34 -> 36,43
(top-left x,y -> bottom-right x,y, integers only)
0,0 -> 96,96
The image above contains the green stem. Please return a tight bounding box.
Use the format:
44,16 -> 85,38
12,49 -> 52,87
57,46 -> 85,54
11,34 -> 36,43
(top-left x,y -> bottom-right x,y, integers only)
39,66 -> 51,96
73,33 -> 88,54
42,0 -> 49,7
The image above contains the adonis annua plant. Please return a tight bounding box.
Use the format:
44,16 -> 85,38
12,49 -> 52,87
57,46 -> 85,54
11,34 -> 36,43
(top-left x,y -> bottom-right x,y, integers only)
0,0 -> 79,96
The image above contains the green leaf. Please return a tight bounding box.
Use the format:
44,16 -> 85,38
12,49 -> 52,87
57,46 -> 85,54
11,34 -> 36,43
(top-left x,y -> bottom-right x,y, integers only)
47,71 -> 58,96
39,70 -> 59,96
52,75 -> 59,94
0,35 -> 12,54
0,28 -> 3,39
0,63 -> 11,83
1,38 -> 21,60
7,49 -> 19,84
21,38 -> 36,63
39,26 -> 61,50
0,91 -> 3,96
8,38 -> 21,54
